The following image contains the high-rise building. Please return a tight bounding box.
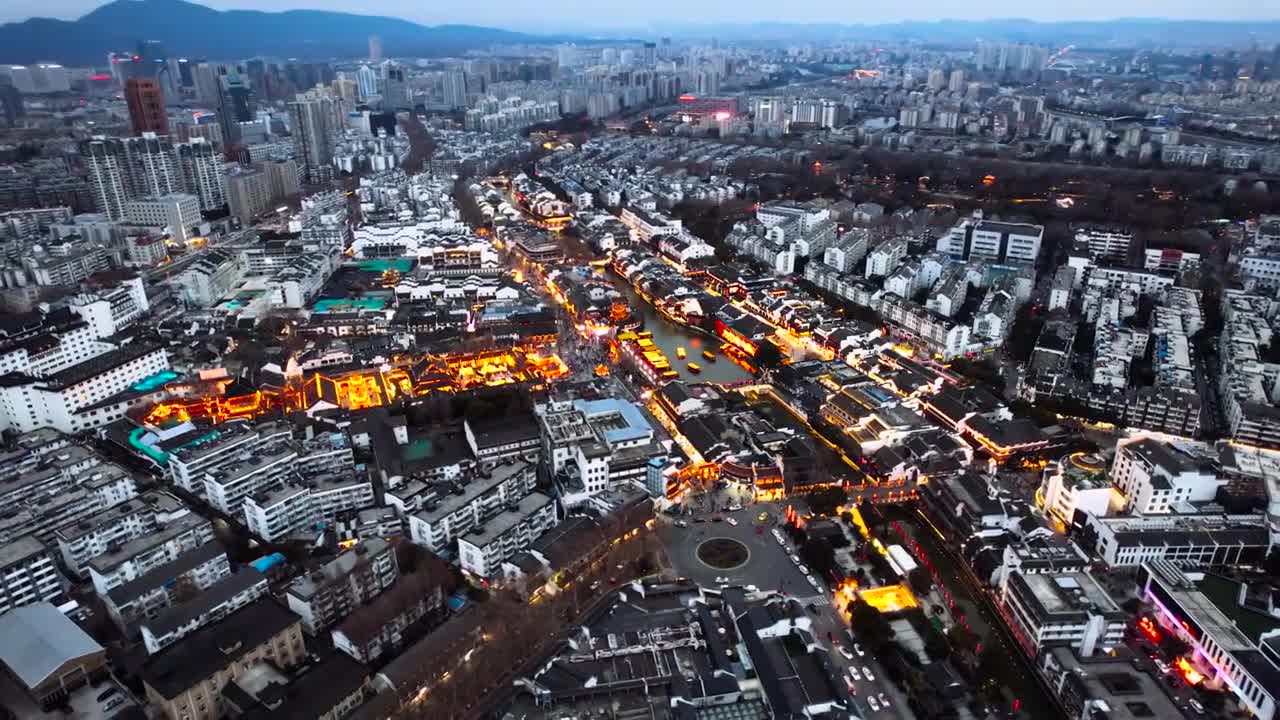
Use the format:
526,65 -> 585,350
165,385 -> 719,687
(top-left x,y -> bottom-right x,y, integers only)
217,71 -> 255,144
355,65 -> 378,101
193,62 -> 221,106
443,69 -> 467,110
927,69 -> 946,91
175,138 -> 227,211
125,78 -> 169,136
227,169 -> 272,224
80,137 -> 132,220
643,42 -> 657,67
368,35 -> 383,62
288,94 -> 338,185
948,69 -> 966,92
0,76 -> 22,128
128,132 -> 181,198
79,134 -> 181,220
382,65 -> 408,110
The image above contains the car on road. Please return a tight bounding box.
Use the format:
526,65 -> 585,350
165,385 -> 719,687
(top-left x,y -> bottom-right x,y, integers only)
776,536 -> 786,546
838,646 -> 855,661
807,576 -> 821,590
867,695 -> 880,712
674,520 -> 688,528
790,554 -> 801,563
847,666 -> 861,681
800,566 -> 811,576
715,576 -> 729,583
878,693 -> 890,708
726,517 -> 738,526
1189,699 -> 1205,715
728,503 -> 743,511
862,666 -> 875,682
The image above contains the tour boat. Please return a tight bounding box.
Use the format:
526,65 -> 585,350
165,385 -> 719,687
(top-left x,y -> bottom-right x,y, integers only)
687,363 -> 701,373
702,350 -> 716,361
676,347 -> 687,359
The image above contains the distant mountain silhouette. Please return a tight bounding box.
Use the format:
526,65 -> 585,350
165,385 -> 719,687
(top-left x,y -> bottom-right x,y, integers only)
647,18 -> 1280,47
0,0 -> 563,64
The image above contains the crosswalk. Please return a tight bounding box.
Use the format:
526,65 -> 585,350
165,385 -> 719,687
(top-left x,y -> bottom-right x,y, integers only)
794,593 -> 830,606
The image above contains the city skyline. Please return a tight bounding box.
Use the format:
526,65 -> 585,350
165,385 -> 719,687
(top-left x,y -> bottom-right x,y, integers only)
2,0 -> 1279,32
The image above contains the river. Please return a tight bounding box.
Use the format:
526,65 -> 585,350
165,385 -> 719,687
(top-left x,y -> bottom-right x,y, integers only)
609,278 -> 754,386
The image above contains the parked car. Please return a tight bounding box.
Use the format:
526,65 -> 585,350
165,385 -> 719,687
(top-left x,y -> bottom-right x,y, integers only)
862,666 -> 875,682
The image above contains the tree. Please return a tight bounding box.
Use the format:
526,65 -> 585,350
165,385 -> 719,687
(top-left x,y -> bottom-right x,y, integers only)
947,624 -> 981,656
847,600 -> 894,650
923,628 -> 952,661
753,341 -> 784,370
805,486 -> 847,516
908,566 -> 933,595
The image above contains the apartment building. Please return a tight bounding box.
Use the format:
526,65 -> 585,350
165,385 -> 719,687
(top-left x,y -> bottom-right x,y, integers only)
0,535 -> 62,614
406,460 -> 536,555
55,490 -> 194,578
86,511 -> 216,595
457,492 -> 557,579
285,538 -> 399,634
66,275 -> 149,338
331,570 -> 445,663
1111,438 -> 1224,514
1139,562 -> 1279,720
1080,513 -> 1272,568
140,568 -> 268,654
100,541 -> 230,632
939,214 -> 1043,266
141,600 -> 306,720
243,474 -> 375,543
1002,569 -> 1126,657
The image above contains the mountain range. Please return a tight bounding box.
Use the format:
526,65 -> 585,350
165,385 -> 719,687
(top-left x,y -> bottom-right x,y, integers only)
0,0 -> 567,65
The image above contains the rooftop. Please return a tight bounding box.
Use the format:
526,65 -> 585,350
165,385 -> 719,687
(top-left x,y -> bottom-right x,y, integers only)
141,600 -> 301,700
0,603 -> 104,690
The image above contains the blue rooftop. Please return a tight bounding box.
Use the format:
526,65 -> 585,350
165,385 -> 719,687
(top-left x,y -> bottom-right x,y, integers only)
574,398 -> 653,446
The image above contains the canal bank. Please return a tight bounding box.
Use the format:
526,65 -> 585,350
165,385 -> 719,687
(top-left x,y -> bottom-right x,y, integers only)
608,277 -> 753,385
879,504 -> 1065,720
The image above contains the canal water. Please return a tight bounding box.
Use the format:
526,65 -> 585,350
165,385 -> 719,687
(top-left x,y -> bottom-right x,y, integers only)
609,279 -> 754,385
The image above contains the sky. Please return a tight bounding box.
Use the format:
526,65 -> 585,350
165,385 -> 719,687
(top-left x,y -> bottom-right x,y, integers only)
0,0 -> 1269,29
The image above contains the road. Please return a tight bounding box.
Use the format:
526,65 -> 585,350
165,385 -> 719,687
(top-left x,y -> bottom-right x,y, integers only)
656,502 -> 915,720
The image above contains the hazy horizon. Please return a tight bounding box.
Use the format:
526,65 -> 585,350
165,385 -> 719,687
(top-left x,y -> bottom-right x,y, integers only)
2,0 -> 1277,31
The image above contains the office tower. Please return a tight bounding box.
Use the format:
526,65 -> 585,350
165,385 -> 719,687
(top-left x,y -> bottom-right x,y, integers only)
696,69 -> 720,96
332,77 -> 358,113
557,44 -> 578,69
227,168 -> 272,224
193,62 -> 221,106
288,94 -> 338,185
927,69 -> 946,91
368,35 -> 382,62
383,65 -> 408,110
643,42 -> 657,67
175,138 -> 227,211
175,58 -> 194,88
355,65 -> 378,101
216,71 -> 255,145
948,69 -> 966,92
753,96 -> 785,124
443,69 -> 467,110
0,76 -> 22,128
819,99 -> 844,129
125,78 -> 169,135
81,137 -> 131,220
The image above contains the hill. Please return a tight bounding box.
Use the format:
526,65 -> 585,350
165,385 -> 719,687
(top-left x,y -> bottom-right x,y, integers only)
0,0 -> 558,65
